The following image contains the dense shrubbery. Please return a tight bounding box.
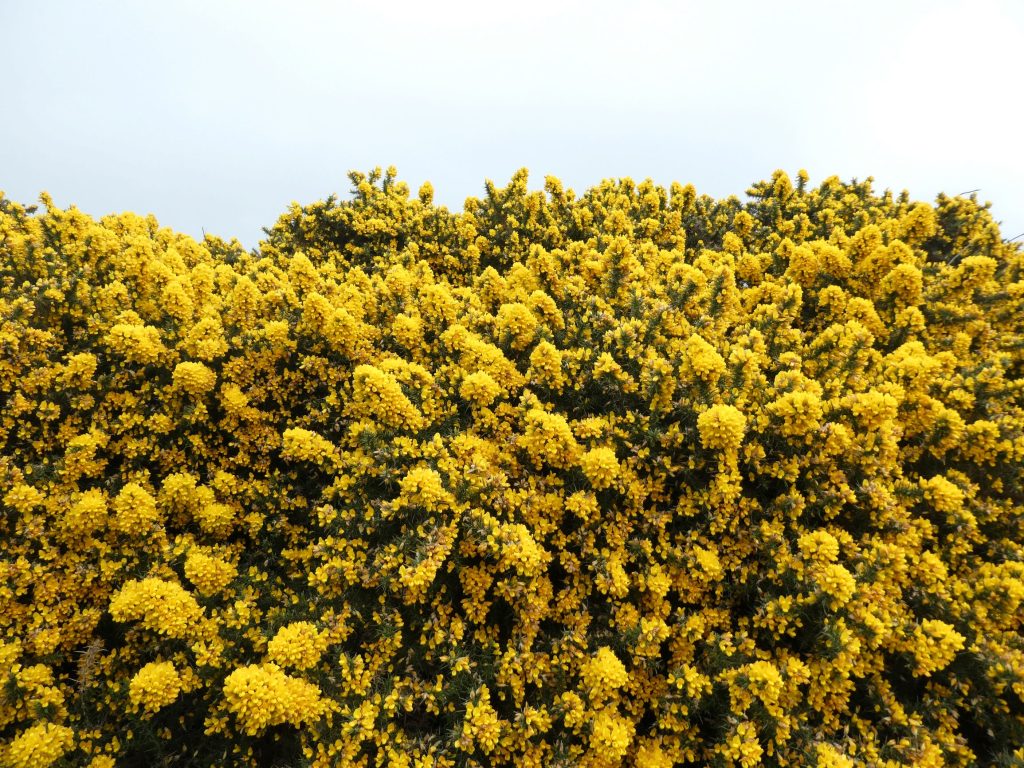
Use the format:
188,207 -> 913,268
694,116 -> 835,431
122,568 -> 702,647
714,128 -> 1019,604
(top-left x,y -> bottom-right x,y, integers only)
0,168 -> 1022,767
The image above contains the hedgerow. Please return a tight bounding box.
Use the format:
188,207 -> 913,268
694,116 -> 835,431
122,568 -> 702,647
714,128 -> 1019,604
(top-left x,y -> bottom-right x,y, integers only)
1,167 -> 1022,767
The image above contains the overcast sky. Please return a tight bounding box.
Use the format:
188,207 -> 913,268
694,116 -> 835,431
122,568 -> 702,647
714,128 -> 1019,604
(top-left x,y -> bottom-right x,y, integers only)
2,0 -> 1022,249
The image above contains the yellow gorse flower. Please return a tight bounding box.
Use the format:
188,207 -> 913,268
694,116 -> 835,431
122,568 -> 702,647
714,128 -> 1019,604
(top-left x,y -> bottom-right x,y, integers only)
458,687 -> 502,754
109,578 -> 203,638
580,446 -> 619,490
129,661 -> 182,714
697,404 -> 747,451
589,707 -> 635,763
266,622 -> 328,670
110,482 -> 159,534
911,619 -> 966,677
184,549 -> 237,596
351,364 -> 425,431
172,361 -> 217,396
104,322 -> 167,365
460,370 -> 502,406
520,408 -> 579,468
2,723 -> 74,768
221,663 -> 329,735
581,647 -> 629,701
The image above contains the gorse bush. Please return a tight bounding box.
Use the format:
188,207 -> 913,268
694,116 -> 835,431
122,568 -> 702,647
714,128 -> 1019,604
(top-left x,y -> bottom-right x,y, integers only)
0,167 -> 1022,767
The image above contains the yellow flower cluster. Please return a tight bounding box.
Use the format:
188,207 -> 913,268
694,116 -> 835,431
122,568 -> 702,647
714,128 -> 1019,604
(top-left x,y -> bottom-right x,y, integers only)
172,361 -> 217,396
221,663 -> 329,735
352,364 -> 425,431
2,723 -> 74,768
1,168 -> 1022,765
911,619 -> 966,677
581,646 -> 629,700
495,302 -> 538,350
460,370 -> 502,406
281,427 -> 339,465
129,661 -> 182,714
266,622 -> 328,670
184,550 -> 238,596
109,578 -> 203,638
397,467 -> 454,511
104,323 -> 167,365
64,488 -> 107,533
459,687 -> 502,754
520,408 -> 579,468
111,482 -> 159,534
768,389 -> 824,438
590,707 -> 635,764
697,404 -> 747,451
496,522 -> 546,577
815,743 -> 855,768
580,446 -> 619,490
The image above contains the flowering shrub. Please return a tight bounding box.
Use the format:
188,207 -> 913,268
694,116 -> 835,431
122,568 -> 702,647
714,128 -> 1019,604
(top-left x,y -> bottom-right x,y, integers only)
0,168 -> 1023,766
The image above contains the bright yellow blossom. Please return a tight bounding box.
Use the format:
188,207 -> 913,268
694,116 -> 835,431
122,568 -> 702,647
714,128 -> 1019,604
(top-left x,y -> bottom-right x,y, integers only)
2,723 -> 75,768
129,661 -> 182,714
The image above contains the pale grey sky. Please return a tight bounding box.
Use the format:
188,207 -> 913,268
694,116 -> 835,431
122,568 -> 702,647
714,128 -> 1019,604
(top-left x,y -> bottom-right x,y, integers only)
2,0 -> 1022,248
